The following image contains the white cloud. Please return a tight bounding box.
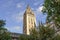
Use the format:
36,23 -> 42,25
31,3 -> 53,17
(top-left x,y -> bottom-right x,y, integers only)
5,26 -> 21,33
37,6 -> 44,12
34,2 -> 40,6
17,3 -> 22,8
12,14 -> 23,22
34,0 -> 38,1
12,11 -> 25,23
16,3 -> 24,8
1,0 -> 13,8
13,26 -> 21,30
15,13 -> 23,22
33,0 -> 43,6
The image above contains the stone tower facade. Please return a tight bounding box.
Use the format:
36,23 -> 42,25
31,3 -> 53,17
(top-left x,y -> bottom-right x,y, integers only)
23,5 -> 36,35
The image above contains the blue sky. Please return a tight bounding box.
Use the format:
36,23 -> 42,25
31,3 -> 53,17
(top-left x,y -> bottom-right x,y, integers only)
0,0 -> 47,33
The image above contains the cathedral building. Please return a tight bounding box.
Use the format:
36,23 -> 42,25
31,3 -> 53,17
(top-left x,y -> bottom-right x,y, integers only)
10,5 -> 36,40
23,5 -> 36,35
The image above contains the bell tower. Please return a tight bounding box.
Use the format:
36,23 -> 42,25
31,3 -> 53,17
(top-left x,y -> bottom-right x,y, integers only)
23,5 -> 36,35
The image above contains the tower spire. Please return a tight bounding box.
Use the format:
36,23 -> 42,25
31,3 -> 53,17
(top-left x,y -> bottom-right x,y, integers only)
26,4 -> 31,11
25,4 -> 33,14
27,4 -> 30,9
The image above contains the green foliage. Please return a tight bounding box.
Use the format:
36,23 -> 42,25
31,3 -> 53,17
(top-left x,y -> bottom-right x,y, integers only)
0,20 -> 12,40
0,20 -> 5,27
0,32 -> 12,40
42,0 -> 60,28
19,24 -> 60,40
39,26 -> 55,40
19,35 -> 27,40
30,23 -> 55,40
30,28 -> 39,40
19,34 -> 31,40
52,34 -> 60,40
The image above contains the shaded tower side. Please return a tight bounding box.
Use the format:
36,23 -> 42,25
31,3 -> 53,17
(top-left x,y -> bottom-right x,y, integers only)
23,13 -> 27,34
